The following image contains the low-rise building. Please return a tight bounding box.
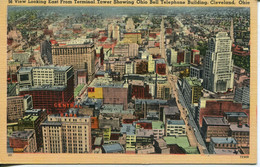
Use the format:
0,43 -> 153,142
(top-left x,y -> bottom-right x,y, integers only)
9,130 -> 37,153
230,124 -> 250,147
154,138 -> 170,154
163,106 -> 180,123
166,120 -> 186,137
120,124 -> 136,151
209,137 -> 238,153
209,137 -> 239,155
163,136 -> 199,154
224,112 -> 248,125
152,121 -> 165,139
101,143 -> 125,153
135,128 -> 154,148
7,95 -> 33,123
201,116 -> 230,142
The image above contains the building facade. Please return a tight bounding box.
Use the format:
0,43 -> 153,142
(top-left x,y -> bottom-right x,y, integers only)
17,65 -> 74,114
203,32 -> 234,93
166,120 -> 186,137
7,95 -> 33,123
52,43 -> 95,82
41,110 -> 92,153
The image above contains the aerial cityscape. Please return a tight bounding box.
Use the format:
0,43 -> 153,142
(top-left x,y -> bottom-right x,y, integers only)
7,7 -> 250,154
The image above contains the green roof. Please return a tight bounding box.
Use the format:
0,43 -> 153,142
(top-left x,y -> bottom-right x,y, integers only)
184,146 -> 199,154
7,122 -> 18,126
74,84 -> 85,97
163,136 -> 190,148
152,121 -> 164,130
8,61 -> 20,65
185,77 -> 202,87
21,115 -> 39,122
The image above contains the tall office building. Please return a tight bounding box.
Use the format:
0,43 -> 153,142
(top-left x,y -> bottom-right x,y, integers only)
52,43 -> 95,82
17,65 -> 74,113
40,40 -> 52,64
41,109 -> 92,153
203,32 -> 234,93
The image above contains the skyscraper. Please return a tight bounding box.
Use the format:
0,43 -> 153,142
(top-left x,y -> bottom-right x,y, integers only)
203,32 -> 234,93
41,109 -> 92,153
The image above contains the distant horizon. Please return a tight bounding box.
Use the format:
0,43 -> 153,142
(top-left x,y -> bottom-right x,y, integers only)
8,6 -> 249,17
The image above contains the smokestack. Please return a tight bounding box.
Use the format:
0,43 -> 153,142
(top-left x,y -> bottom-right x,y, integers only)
65,113 -> 68,117
60,113 -> 64,117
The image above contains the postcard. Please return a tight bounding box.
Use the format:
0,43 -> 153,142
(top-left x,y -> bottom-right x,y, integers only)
0,0 -> 257,164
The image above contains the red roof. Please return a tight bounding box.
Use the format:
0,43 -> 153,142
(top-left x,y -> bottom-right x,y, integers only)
136,122 -> 152,129
98,37 -> 108,42
50,40 -> 58,45
149,33 -> 157,39
123,119 -> 138,124
154,42 -> 160,47
192,49 -> 199,52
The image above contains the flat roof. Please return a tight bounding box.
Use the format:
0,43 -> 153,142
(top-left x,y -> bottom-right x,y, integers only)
214,148 -> 240,155
163,106 -> 179,115
135,99 -> 168,105
94,137 -> 103,146
230,124 -> 250,132
102,143 -> 124,153
20,85 -> 67,91
18,65 -> 72,73
120,124 -> 136,135
167,120 -> 185,125
89,77 -> 126,88
32,65 -> 72,72
10,130 -> 34,139
203,116 -> 229,126
152,121 -> 164,130
211,137 -> 237,144
136,128 -> 153,137
20,115 -> 39,122
163,136 -> 190,148
225,112 -> 248,117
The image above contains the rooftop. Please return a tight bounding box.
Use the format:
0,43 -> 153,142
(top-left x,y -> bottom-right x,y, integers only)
10,130 -> 34,140
224,112 -> 248,117
211,137 -> 237,144
135,99 -> 168,105
136,128 -> 153,137
152,121 -> 164,130
100,105 -> 134,115
18,65 -> 72,73
167,120 -> 185,125
214,148 -> 240,155
89,77 -> 127,88
102,143 -> 124,153
230,124 -> 250,132
163,106 -> 179,115
185,77 -> 202,87
120,124 -> 136,135
163,136 -> 190,148
94,137 -> 103,146
203,116 -> 229,126
20,85 -> 67,92
20,115 -> 39,122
